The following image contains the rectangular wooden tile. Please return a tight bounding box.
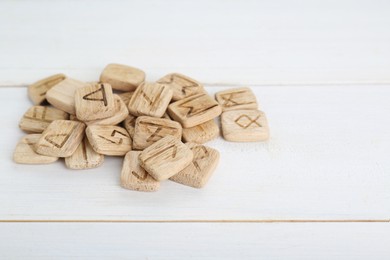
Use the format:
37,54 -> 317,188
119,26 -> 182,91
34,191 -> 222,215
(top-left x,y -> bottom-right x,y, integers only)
167,93 -> 222,128
35,120 -> 86,157
121,151 -> 159,192
182,119 -> 220,144
65,138 -> 104,170
19,106 -> 69,133
139,135 -> 193,181
133,116 -> 182,150
85,125 -> 132,156
157,73 -> 205,101
215,87 -> 258,111
100,63 -> 145,91
128,82 -> 173,118
28,74 -> 66,105
13,134 -> 59,164
170,143 -> 220,188
221,109 -> 269,142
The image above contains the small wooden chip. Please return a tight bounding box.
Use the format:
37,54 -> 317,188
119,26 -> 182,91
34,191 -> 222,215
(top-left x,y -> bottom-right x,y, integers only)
65,138 -> 104,169
13,134 -> 59,164
128,82 -> 173,118
215,87 -> 258,111
133,116 -> 182,150
122,114 -> 137,138
100,63 -> 145,91
167,93 -> 222,128
85,125 -> 132,156
35,120 -> 85,157
46,78 -> 89,114
170,143 -> 220,188
121,151 -> 160,192
182,120 -> 220,144
19,106 -> 69,133
157,73 -> 205,101
221,109 -> 269,142
28,74 -> 66,105
139,135 -> 193,181
75,83 -> 115,121
84,95 -> 128,126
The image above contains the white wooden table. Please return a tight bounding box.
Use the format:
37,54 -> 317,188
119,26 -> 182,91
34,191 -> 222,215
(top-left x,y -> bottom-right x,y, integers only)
0,1 -> 389,259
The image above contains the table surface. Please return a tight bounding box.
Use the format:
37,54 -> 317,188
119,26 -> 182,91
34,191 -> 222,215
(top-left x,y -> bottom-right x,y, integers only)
1,0 -> 389,259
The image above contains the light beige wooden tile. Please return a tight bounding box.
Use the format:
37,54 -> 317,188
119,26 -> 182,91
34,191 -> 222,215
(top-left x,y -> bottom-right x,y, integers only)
157,73 -> 205,101
167,93 -> 222,128
13,134 -> 59,164
221,109 -> 269,142
35,120 -> 86,157
122,114 -> 137,138
84,95 -> 128,126
120,151 -> 160,192
19,106 -> 69,133
100,63 -> 145,91
128,82 -> 173,118
215,87 -> 258,111
85,125 -> 132,156
133,116 -> 182,150
118,91 -> 134,107
170,143 -> 220,188
139,135 -> 193,181
28,74 -> 66,105
182,120 -> 220,144
65,138 -> 104,170
75,83 -> 115,121
46,78 -> 88,114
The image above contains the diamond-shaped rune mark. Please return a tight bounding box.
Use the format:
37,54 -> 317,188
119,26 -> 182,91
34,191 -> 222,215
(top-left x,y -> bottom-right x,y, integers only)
234,115 -> 261,129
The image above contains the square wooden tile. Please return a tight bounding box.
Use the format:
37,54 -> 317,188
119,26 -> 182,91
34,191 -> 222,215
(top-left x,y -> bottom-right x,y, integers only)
19,106 -> 69,133
128,82 -> 173,118
35,120 -> 86,157
157,73 -> 205,101
215,87 -> 258,111
28,74 -> 66,105
139,135 -> 193,181
100,63 -> 145,91
121,151 -> 160,192
133,116 -> 182,150
85,125 -> 132,156
84,95 -> 128,126
75,83 -> 115,121
13,134 -> 59,164
221,110 -> 269,142
170,143 -> 220,188
46,78 -> 88,114
167,93 -> 222,128
65,138 -> 104,170
182,119 -> 220,144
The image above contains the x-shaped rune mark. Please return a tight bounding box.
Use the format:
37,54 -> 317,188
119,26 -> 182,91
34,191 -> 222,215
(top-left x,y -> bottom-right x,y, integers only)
234,115 -> 261,129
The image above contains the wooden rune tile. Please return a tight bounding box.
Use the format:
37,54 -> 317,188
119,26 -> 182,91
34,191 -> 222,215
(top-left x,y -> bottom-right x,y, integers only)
84,95 -> 128,126
13,134 -> 59,164
170,143 -> 220,188
139,135 -> 193,181
35,120 -> 86,157
133,116 -> 182,150
128,82 -> 173,118
167,93 -> 222,128
121,151 -> 160,192
215,87 -> 258,111
157,73 -> 205,101
75,83 -> 115,121
221,109 -> 269,142
182,119 -> 220,144
85,125 -> 132,156
65,138 -> 104,170
28,74 -> 66,105
122,114 -> 137,138
100,63 -> 145,91
19,106 -> 69,133
46,77 -> 89,114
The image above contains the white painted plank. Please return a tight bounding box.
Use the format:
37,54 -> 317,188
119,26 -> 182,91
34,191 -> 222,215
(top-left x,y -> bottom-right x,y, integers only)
1,0 -> 390,85
0,86 -> 389,221
0,223 -> 389,259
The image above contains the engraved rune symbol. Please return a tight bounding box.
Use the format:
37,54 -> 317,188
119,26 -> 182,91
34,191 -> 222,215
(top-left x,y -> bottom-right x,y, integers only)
144,144 -> 177,163
44,134 -> 71,148
191,146 -> 209,171
158,75 -> 199,95
221,90 -> 254,107
132,171 -> 148,181
139,122 -> 178,142
98,130 -> 128,145
140,88 -> 164,109
235,115 -> 261,129
179,95 -> 218,117
82,84 -> 108,106
25,106 -> 51,123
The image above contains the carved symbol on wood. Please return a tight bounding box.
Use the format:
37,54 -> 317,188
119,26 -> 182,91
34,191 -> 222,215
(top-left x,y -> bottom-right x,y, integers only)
220,90 -> 255,107
139,122 -> 178,142
158,75 -> 199,95
179,95 -> 218,117
24,106 -> 51,123
191,146 -> 209,171
234,115 -> 261,129
82,84 -> 108,106
140,87 -> 164,109
132,171 -> 148,181
98,130 -> 128,145
44,134 -> 71,148
144,144 -> 177,163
